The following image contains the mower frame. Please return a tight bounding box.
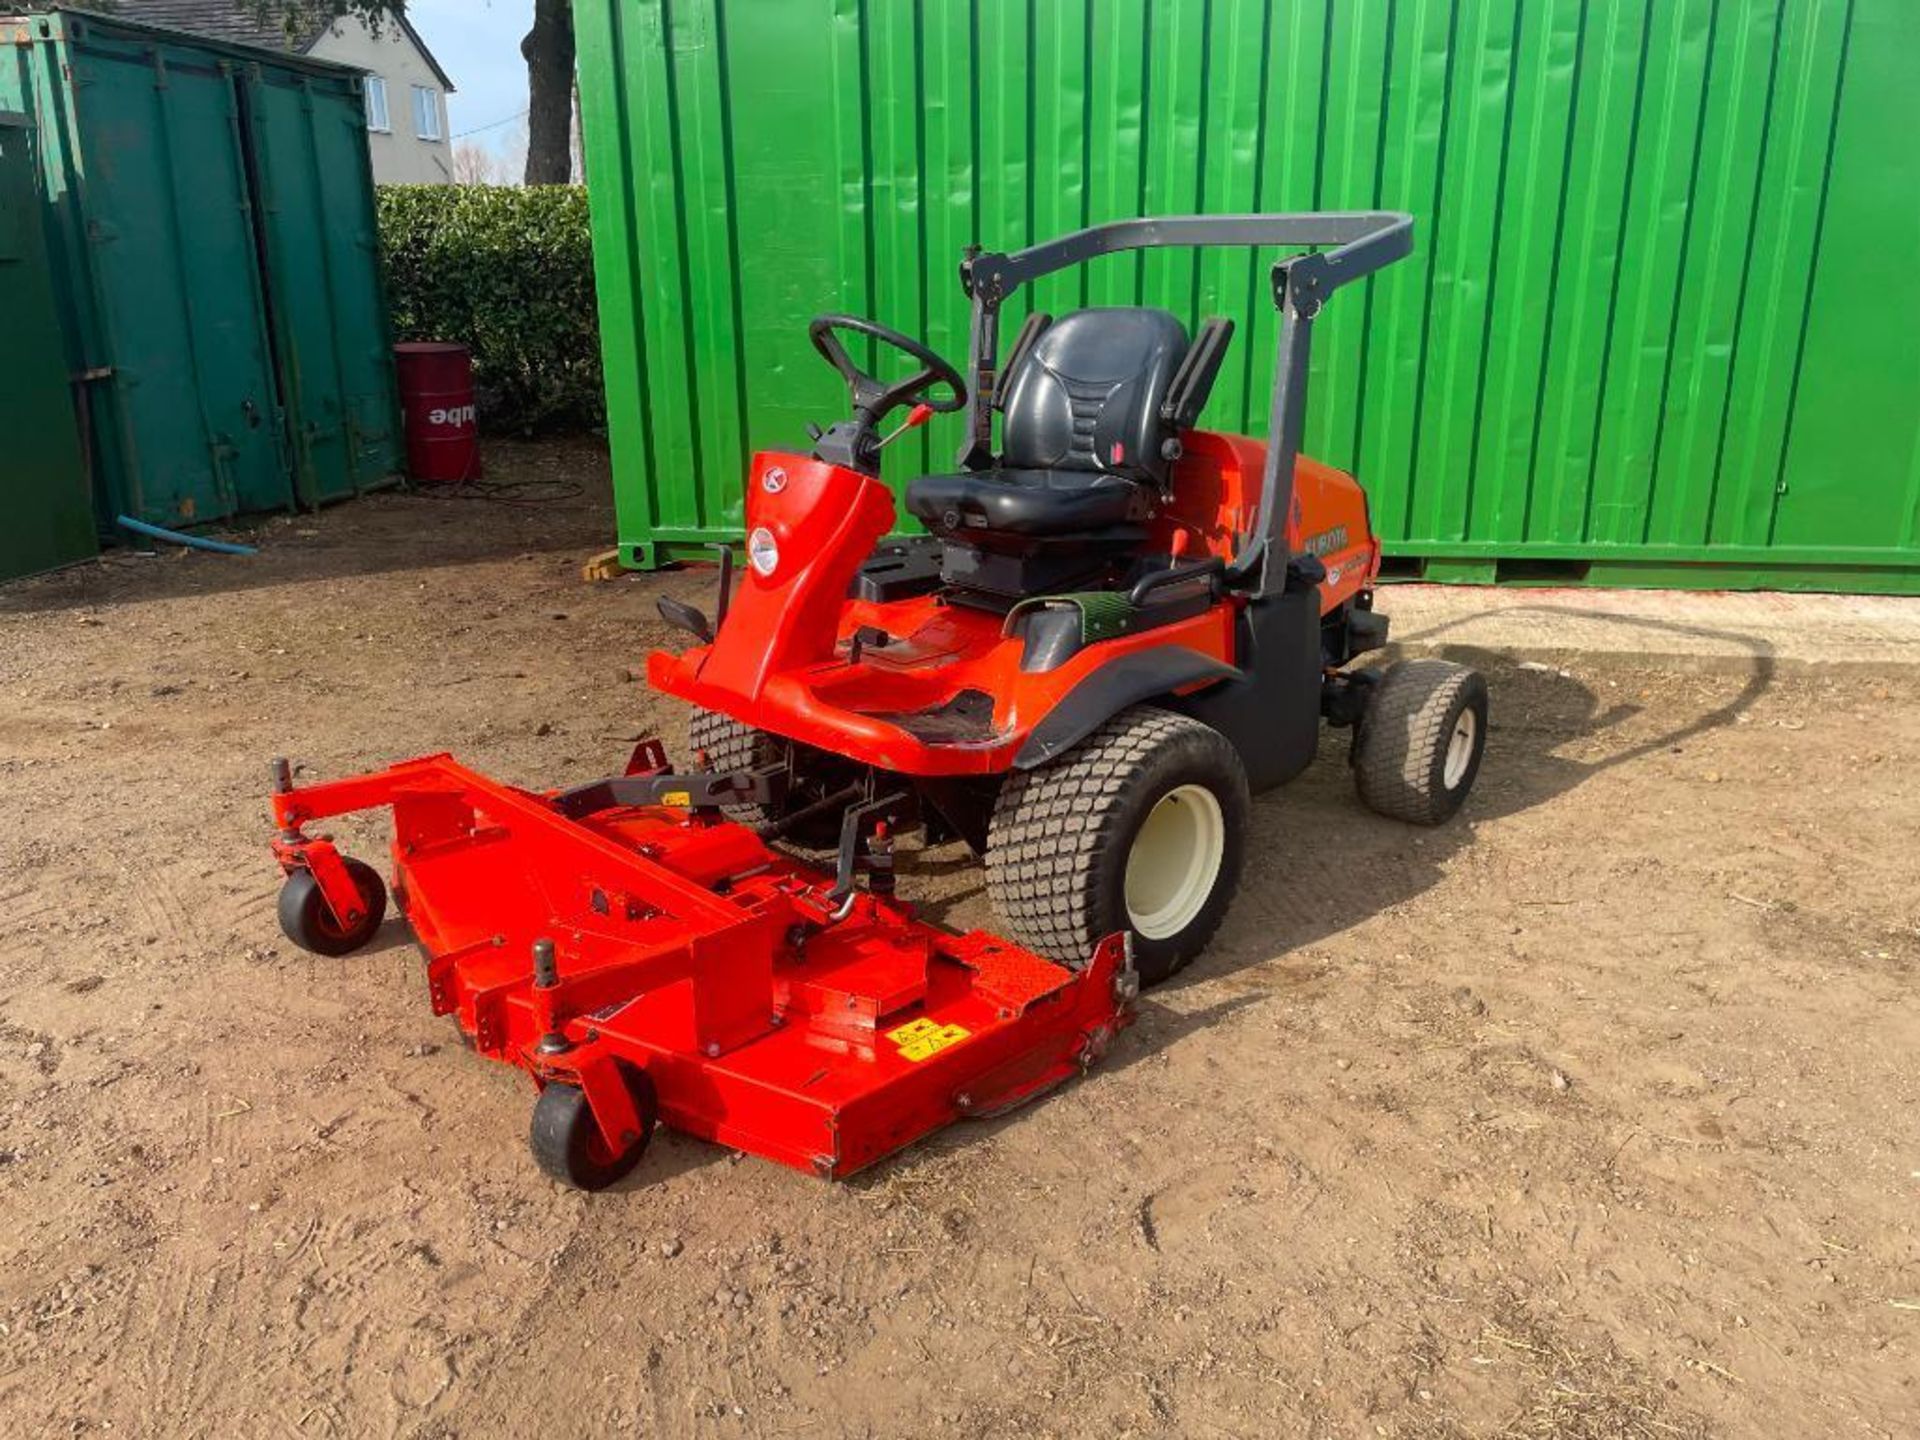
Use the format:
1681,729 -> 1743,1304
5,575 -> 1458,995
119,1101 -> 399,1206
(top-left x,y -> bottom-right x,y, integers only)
263,209 -> 1495,1191
956,211 -> 1415,598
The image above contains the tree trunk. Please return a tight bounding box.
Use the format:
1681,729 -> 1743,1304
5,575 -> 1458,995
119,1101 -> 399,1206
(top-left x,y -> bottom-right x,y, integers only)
522,0 -> 575,186
571,78 -> 584,183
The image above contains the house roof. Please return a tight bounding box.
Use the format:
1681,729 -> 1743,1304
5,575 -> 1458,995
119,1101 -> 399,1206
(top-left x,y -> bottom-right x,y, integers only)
104,2 -> 454,91
105,1 -> 326,50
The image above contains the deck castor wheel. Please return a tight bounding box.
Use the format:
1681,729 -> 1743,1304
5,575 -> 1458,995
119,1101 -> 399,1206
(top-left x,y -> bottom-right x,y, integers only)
529,1068 -> 658,1191
277,858 -> 388,957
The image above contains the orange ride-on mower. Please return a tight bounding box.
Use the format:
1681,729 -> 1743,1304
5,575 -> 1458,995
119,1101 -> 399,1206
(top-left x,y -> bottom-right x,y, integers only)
268,212 -> 1487,1192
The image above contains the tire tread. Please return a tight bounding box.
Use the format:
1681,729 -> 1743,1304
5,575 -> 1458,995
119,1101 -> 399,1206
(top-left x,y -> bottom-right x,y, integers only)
986,708 -> 1242,972
686,708 -> 775,824
1353,659 -> 1484,825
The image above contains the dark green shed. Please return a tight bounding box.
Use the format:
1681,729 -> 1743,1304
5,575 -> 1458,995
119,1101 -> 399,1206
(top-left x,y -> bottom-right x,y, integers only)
0,108 -> 93,580
0,6 -> 400,531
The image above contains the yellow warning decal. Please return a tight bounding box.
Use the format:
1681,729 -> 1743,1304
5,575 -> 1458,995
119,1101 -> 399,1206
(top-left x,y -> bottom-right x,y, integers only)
887,1016 -> 971,1062
661,790 -> 692,808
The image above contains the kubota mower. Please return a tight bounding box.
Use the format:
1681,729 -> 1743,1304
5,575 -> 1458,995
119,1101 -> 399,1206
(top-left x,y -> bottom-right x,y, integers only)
269,212 -> 1488,1191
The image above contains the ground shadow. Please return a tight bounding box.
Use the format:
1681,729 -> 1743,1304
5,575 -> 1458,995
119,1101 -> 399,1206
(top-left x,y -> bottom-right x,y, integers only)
0,438 -> 616,615
356,917 -> 419,960
1164,605 -> 1776,979
845,610 -> 1780,1188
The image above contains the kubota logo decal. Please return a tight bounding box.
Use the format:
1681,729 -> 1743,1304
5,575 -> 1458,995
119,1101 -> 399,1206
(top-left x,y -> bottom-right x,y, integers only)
1302,524 -> 1349,558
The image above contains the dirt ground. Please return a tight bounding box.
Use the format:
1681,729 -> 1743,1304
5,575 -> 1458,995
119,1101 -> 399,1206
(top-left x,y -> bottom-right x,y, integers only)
2,440 -> 1916,1440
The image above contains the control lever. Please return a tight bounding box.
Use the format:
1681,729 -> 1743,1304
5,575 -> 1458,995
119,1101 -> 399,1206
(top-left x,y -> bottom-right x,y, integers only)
656,596 -> 713,645
875,403 -> 934,450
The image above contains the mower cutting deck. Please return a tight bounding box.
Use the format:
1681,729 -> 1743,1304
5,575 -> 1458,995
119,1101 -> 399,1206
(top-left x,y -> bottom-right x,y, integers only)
269,751 -> 1135,1190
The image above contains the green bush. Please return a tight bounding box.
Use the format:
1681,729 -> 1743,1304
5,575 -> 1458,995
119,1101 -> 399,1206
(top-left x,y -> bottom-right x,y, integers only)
378,185 -> 603,434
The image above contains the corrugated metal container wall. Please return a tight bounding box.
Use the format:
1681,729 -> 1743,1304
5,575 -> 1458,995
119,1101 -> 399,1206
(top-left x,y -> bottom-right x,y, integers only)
0,8 -> 399,529
577,0 -> 1920,593
0,110 -> 95,580
242,57 -> 403,506
3,10 -> 289,524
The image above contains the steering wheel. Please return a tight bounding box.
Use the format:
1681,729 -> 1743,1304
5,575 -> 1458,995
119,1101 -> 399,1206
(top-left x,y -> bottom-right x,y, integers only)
807,314 -> 967,424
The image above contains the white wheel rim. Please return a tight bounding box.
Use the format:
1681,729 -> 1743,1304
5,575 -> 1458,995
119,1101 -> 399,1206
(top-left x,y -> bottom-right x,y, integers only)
1443,708 -> 1478,789
1124,784 -> 1226,941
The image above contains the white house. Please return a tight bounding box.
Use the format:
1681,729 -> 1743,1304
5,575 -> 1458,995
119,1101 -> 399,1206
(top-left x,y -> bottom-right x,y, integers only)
112,2 -> 457,185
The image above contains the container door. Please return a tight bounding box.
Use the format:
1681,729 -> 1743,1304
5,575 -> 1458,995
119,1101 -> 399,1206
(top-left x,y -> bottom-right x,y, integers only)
241,64 -> 400,505
63,39 -> 289,523
0,113 -> 96,580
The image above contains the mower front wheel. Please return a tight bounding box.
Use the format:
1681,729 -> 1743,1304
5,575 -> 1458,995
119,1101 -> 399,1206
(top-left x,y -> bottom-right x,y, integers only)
986,707 -> 1249,987
276,859 -> 388,957
529,1070 -> 658,1192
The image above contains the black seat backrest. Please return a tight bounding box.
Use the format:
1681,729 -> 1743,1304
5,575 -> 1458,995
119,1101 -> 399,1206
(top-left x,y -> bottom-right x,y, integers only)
999,307 -> 1190,486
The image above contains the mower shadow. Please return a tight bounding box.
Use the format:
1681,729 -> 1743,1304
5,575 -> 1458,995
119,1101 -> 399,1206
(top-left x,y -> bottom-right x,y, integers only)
357,917 -> 420,960
1168,619 -> 1776,996
608,1127 -> 752,1192
846,627 -> 1779,1188
913,617 -> 1777,1008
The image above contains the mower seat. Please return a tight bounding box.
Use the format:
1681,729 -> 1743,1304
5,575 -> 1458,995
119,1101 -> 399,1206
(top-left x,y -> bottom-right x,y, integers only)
905,466 -> 1149,537
905,307 -> 1229,602
906,306 -> 1188,534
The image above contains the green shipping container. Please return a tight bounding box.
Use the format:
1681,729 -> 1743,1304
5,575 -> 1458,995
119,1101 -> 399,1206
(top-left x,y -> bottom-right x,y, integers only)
0,7 -> 399,530
577,0 -> 1920,593
0,108 -> 94,581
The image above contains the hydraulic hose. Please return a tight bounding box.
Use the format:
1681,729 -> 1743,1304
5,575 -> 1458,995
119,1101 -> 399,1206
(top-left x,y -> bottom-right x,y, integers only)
116,515 -> 259,556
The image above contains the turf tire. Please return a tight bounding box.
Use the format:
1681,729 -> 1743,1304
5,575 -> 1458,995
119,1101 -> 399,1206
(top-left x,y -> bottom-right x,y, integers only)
686,708 -> 778,826
1351,659 -> 1488,825
985,707 -> 1249,986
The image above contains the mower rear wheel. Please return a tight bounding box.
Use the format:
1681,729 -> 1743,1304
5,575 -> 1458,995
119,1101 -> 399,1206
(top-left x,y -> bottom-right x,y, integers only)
686,708 -> 778,825
276,859 -> 388,957
686,707 -> 850,849
1352,659 -> 1488,825
986,707 -> 1249,986
529,1071 -> 658,1192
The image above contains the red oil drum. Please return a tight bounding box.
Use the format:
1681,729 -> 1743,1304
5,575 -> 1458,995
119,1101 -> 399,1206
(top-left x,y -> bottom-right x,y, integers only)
394,342 -> 481,482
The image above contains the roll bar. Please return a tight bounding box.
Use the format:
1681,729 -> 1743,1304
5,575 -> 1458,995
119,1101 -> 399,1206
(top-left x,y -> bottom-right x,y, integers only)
956,212 -> 1414,599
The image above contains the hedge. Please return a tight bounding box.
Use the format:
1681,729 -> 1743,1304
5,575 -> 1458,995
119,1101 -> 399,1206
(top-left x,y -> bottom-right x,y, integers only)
378,185 -> 603,434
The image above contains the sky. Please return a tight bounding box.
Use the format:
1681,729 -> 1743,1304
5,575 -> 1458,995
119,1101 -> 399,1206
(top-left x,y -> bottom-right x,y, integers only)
404,0 -> 534,162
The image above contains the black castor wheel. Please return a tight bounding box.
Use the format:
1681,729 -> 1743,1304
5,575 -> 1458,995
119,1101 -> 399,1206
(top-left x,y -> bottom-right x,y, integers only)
529,1069 -> 658,1191
277,858 -> 388,957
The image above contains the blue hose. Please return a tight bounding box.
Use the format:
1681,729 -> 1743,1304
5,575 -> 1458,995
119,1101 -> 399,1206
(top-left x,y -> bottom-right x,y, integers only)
115,515 -> 259,557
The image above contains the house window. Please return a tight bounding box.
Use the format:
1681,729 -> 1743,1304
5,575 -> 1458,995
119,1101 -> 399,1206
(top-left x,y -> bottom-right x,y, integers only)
364,75 -> 390,133
412,86 -> 442,142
